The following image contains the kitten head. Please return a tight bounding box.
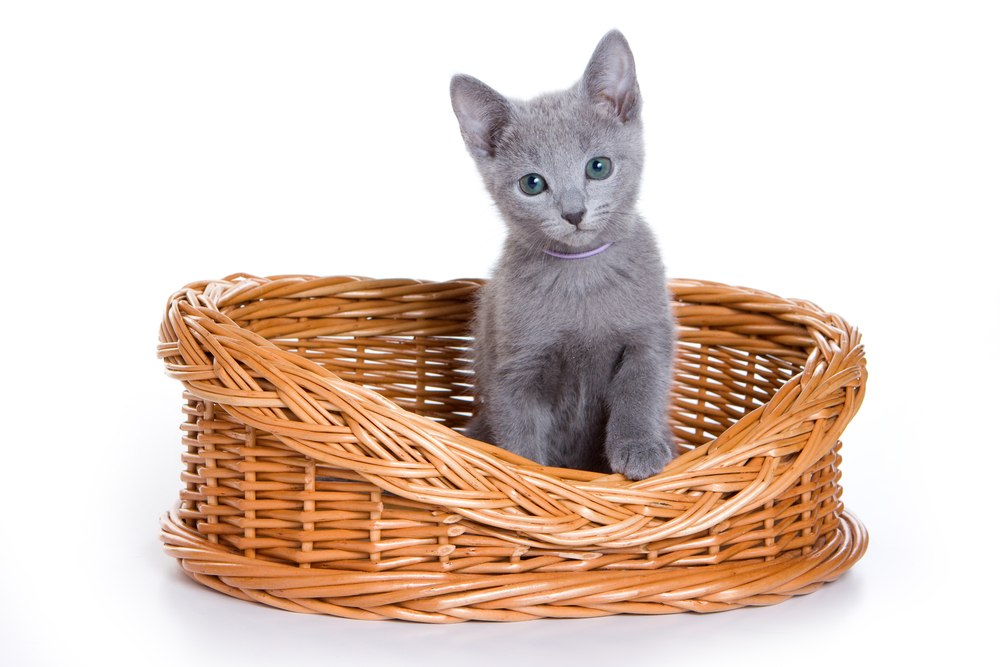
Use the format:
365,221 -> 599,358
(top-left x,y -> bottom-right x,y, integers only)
451,30 -> 645,252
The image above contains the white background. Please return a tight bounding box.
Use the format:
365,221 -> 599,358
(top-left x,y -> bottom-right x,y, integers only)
2,2 -> 997,665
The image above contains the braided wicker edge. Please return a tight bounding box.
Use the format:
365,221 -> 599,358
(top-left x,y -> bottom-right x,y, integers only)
160,501 -> 867,622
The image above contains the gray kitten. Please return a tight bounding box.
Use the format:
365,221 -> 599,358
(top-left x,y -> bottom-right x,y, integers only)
450,30 -> 675,480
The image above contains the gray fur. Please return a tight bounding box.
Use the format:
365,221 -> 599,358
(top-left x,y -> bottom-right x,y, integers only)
451,30 -> 676,480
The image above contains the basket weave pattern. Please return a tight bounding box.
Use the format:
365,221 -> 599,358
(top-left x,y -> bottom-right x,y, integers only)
157,274 -> 868,622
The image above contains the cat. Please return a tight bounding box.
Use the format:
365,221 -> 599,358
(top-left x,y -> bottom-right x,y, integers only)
450,29 -> 676,481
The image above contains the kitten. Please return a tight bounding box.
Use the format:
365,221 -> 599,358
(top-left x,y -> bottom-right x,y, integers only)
450,29 -> 676,481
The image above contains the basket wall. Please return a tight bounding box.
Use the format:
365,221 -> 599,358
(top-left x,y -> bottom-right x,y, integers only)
158,275 -> 868,622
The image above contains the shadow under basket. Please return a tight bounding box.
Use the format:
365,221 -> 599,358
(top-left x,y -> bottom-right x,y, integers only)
157,274 -> 868,623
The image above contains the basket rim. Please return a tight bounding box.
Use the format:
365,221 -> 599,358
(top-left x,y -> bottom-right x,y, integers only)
158,274 -> 866,549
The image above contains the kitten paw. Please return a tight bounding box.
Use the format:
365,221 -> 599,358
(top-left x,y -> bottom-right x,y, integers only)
607,437 -> 673,481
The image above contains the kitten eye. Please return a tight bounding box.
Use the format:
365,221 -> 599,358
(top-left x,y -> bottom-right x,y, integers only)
586,157 -> 613,180
518,173 -> 547,196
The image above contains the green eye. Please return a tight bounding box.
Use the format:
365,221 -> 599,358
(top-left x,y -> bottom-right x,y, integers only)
519,173 -> 546,196
586,157 -> 612,180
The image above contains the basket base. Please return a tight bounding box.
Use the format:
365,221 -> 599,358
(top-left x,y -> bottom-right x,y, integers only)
160,502 -> 867,623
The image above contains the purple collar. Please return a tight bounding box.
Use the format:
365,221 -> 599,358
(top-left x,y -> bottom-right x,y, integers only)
543,242 -> 613,259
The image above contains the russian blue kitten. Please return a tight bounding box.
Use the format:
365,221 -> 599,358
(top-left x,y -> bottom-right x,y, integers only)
450,30 -> 676,480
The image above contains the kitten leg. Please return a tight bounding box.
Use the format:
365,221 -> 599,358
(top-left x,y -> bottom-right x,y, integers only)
605,340 -> 674,481
478,363 -> 555,466
463,412 -> 492,443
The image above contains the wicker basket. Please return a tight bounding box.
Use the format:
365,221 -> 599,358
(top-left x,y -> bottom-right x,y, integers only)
157,274 -> 868,622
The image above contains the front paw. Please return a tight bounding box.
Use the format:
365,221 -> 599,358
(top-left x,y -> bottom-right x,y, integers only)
607,436 -> 673,481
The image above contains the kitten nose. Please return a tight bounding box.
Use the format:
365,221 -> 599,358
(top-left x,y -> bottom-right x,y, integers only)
562,210 -> 586,227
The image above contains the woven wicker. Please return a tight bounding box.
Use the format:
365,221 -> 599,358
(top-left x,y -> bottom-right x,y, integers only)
157,273 -> 868,622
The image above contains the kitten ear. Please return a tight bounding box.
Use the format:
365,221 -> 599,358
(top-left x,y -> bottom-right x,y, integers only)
450,74 -> 512,158
583,29 -> 641,123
